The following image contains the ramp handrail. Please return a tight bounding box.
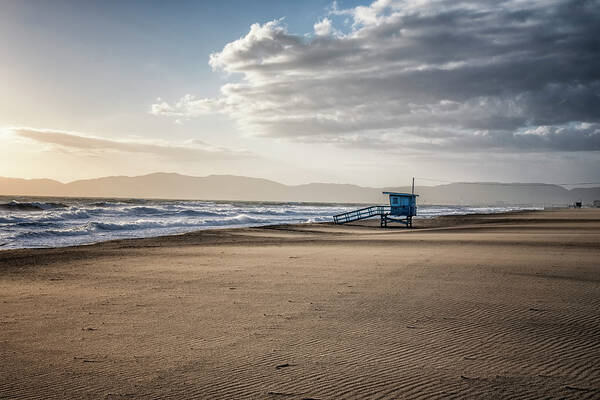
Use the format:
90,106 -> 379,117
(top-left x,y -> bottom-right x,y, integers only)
333,205 -> 390,224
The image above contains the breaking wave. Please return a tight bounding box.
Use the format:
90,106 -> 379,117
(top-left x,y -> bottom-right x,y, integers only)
0,200 -> 68,211
0,197 -> 541,249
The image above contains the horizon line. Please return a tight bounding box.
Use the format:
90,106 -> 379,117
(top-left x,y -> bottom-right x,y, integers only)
1,172 -> 599,189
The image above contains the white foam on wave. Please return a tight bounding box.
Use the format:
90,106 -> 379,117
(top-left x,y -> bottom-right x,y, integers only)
0,198 -> 541,249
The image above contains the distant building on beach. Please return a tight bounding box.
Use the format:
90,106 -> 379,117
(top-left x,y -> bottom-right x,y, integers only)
593,200 -> 600,208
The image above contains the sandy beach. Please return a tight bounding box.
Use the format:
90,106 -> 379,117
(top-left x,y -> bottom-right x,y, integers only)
1,208 -> 599,399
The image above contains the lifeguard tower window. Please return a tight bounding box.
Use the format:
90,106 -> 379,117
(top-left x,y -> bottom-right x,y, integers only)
392,197 -> 398,204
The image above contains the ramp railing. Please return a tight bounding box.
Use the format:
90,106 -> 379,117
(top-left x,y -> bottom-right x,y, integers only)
333,205 -> 390,224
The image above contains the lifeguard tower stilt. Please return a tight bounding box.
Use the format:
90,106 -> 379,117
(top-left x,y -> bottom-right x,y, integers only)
333,191 -> 418,227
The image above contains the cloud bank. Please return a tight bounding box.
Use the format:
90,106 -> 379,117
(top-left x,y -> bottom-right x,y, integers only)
12,128 -> 254,161
151,0 -> 600,152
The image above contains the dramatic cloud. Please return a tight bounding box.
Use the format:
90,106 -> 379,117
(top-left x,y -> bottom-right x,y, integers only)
12,128 -> 255,161
152,0 -> 600,152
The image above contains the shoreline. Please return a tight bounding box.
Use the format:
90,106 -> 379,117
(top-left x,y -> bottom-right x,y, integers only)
0,207 -> 547,254
1,208 -> 599,399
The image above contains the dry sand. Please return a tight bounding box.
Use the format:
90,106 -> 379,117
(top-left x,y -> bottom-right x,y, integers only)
1,208 -> 599,399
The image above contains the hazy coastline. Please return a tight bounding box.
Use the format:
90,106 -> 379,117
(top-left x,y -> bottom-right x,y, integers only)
3,173 -> 598,205
0,196 -> 544,250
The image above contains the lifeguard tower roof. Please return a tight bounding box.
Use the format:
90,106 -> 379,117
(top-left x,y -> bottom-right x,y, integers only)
382,192 -> 419,197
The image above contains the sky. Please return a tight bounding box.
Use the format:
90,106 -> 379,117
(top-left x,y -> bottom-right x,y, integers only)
1,0 -> 599,187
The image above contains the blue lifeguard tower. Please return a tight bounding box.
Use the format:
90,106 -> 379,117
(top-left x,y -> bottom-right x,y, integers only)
382,192 -> 418,227
333,189 -> 418,228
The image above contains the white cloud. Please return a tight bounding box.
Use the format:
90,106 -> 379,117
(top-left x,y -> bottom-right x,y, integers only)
314,18 -> 333,36
151,0 -> 600,152
150,95 -> 222,120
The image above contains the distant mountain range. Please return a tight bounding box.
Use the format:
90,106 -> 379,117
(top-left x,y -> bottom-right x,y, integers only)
1,173 -> 599,205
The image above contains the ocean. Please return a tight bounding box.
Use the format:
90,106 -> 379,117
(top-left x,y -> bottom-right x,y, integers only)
0,197 -> 541,249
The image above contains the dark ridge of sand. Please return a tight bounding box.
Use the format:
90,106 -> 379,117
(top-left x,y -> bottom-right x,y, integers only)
1,208 -> 599,399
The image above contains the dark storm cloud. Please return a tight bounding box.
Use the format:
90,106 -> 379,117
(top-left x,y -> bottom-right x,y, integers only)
152,0 -> 600,152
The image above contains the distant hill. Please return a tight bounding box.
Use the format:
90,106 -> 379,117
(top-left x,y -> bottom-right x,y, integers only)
1,173 -> 599,205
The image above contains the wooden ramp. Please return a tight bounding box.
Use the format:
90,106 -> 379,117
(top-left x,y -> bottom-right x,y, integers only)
333,205 -> 413,227
333,206 -> 389,224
